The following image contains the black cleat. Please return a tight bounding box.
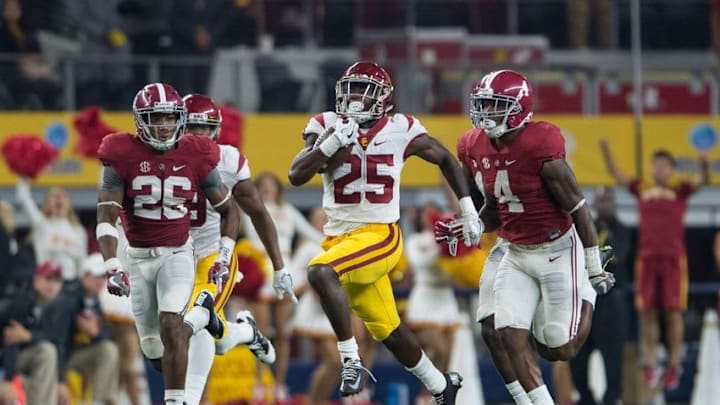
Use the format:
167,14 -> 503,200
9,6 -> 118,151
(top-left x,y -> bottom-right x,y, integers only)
194,290 -> 223,339
339,358 -> 376,397
432,372 -> 463,405
236,310 -> 276,364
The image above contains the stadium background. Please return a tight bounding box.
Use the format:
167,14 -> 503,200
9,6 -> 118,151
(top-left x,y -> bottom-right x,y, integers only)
1,0 -> 720,404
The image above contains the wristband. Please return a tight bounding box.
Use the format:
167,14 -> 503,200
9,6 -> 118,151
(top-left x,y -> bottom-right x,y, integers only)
459,196 -> 477,217
96,222 -> 119,240
103,258 -> 122,273
584,246 -> 602,277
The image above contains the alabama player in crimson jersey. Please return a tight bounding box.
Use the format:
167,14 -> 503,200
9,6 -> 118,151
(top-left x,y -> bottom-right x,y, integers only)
96,83 -> 241,405
449,70 -> 616,404
288,61 -> 481,404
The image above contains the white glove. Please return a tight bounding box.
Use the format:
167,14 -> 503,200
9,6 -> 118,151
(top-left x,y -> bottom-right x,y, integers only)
458,196 -> 483,247
318,117 -> 359,157
585,246 -> 616,295
273,268 -> 299,304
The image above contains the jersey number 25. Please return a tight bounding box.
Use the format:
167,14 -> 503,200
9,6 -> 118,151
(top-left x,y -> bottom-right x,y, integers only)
334,154 -> 394,204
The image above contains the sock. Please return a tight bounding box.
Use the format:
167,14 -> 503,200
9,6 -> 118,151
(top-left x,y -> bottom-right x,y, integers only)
405,351 -> 447,394
527,385 -> 554,405
183,306 -> 210,334
506,380 -> 532,405
215,321 -> 255,354
164,389 -> 184,404
337,337 -> 360,362
184,331 -> 214,405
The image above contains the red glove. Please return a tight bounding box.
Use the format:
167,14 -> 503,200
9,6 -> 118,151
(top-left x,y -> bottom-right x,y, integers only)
106,268 -> 130,297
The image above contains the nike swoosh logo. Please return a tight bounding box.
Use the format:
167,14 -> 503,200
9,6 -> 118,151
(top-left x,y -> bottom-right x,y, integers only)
373,140 -> 387,146
505,160 -> 517,166
172,165 -> 186,171
549,255 -> 561,262
345,377 -> 362,391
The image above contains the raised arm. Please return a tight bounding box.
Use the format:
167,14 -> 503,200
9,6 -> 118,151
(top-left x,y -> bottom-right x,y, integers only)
541,159 -> 614,294
599,139 -> 631,186
15,178 -> 44,225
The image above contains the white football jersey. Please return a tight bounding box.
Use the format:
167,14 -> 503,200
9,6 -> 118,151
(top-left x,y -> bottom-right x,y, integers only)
190,144 -> 251,259
304,112 -> 427,236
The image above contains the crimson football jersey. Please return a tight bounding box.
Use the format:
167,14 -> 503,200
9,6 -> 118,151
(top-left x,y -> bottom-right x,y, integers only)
458,121 -> 572,245
99,133 -> 221,248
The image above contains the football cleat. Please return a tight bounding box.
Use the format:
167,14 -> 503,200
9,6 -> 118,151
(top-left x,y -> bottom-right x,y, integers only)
339,358 -> 376,397
236,310 -> 276,364
432,372 -> 463,405
194,290 -> 224,339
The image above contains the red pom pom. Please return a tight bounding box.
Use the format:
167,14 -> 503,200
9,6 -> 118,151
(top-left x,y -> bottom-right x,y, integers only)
1,135 -> 58,179
217,105 -> 244,149
73,106 -> 117,158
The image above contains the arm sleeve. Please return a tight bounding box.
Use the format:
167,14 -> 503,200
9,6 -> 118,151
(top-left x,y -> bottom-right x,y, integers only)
289,205 -> 324,244
201,168 -> 224,197
15,178 -> 44,226
100,166 -> 124,192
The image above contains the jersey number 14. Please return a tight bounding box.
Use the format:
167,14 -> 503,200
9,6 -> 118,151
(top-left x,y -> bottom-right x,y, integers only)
476,169 -> 524,213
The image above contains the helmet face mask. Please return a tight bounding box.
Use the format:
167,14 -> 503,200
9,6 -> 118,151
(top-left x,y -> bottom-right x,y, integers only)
133,83 -> 186,151
469,70 -> 534,139
335,61 -> 394,124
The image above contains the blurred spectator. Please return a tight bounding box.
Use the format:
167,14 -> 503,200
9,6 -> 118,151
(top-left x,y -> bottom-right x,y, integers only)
168,0 -> 228,94
0,201 -> 18,294
713,0 -> 720,54
214,0 -> 261,48
58,254 -> 119,405
566,0 -> 614,49
263,1 -> 308,47
404,203 -> 459,405
116,0 -> 172,91
317,0 -> 354,47
569,186 -> 631,405
0,0 -> 61,109
600,141 -> 710,392
0,261 -> 66,405
15,178 -> 87,281
66,0 -> 133,110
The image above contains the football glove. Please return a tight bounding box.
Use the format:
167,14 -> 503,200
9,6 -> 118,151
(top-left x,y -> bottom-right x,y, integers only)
106,268 -> 130,297
459,197 -> 483,247
586,245 -> 616,295
318,117 -> 358,157
273,268 -> 298,304
433,218 -> 463,256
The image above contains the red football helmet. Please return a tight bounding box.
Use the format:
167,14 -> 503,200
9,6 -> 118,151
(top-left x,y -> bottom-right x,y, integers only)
183,93 -> 222,140
335,61 -> 394,123
133,83 -> 186,151
470,70 -> 534,138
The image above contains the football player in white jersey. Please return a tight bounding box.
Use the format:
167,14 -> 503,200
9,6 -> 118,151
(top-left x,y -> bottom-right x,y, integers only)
288,61 -> 482,405
182,94 -> 296,405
